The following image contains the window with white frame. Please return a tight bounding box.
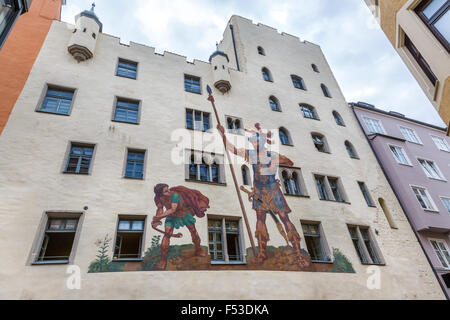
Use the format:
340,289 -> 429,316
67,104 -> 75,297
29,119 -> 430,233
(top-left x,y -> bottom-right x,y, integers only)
431,136 -> 450,152
226,116 -> 243,135
389,145 -> 410,165
187,151 -> 224,184
186,109 -> 211,132
280,167 -> 307,196
314,175 -> 347,203
400,126 -> 421,144
301,222 -> 331,262
440,197 -> 450,213
418,159 -> 444,180
430,239 -> 450,269
208,218 -> 243,263
363,117 -> 385,134
113,218 -> 145,260
412,186 -> 436,211
348,225 -> 383,265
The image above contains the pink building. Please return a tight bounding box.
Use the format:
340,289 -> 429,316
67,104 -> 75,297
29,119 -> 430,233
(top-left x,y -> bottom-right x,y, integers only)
351,102 -> 450,298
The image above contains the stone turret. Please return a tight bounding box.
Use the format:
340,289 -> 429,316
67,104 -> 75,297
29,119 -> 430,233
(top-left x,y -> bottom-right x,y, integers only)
209,44 -> 231,93
68,3 -> 102,62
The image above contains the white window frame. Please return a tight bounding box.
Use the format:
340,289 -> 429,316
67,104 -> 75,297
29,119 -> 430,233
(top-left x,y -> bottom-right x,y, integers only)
417,157 -> 446,181
300,221 -> 332,263
430,135 -> 450,152
440,197 -> 450,214
399,125 -> 422,144
186,150 -> 225,185
429,238 -> 450,269
363,116 -> 386,134
388,144 -> 411,166
411,185 -> 438,212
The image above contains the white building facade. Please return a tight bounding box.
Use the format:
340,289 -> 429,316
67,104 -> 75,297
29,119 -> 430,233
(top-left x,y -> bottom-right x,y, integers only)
0,11 -> 445,299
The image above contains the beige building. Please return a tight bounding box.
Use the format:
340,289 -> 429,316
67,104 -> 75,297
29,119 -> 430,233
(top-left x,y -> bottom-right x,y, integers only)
0,8 -> 445,299
364,0 -> 450,131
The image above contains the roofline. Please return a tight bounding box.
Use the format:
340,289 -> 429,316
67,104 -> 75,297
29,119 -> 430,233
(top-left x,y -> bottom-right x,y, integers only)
349,102 -> 447,133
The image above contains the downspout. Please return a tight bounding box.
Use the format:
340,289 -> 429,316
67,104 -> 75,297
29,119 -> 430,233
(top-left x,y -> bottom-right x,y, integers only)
350,103 -> 449,300
229,24 -> 240,71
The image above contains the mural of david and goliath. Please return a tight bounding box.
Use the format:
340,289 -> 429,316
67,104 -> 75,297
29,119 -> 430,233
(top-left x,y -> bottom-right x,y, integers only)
89,119 -> 355,274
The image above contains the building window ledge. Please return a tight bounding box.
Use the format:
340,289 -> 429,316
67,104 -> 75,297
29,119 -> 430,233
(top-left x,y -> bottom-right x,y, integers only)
284,194 -> 310,198
185,179 -> 227,187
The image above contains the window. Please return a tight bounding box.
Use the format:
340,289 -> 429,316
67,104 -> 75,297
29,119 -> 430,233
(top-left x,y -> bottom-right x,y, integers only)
400,126 -> 421,144
431,136 -> 450,152
321,84 -> 331,98
441,197 -> 450,213
39,86 -> 75,115
301,223 -> 331,262
412,186 -> 436,211
363,117 -> 385,134
125,150 -> 145,179
311,133 -> 329,153
418,159 -> 444,180
184,75 -> 201,94
114,98 -> 140,124
35,217 -> 79,264
389,145 -> 410,165
348,226 -> 383,265
257,46 -> 265,55
345,141 -> 359,159
314,175 -> 346,202
65,144 -> 94,174
279,127 -> 292,145
0,0 -> 22,49
280,168 -> 306,196
300,104 -> 318,120
291,75 -> 306,90
430,239 -> 450,269
241,165 -> 250,186
333,111 -> 345,126
415,0 -> 449,52
187,151 -> 224,184
358,182 -> 374,206
404,33 -> 437,86
116,59 -> 138,79
113,218 -> 145,260
269,96 -> 281,111
262,67 -> 273,82
312,64 -> 319,72
186,109 -> 210,132
208,218 -> 243,263
226,116 -> 243,134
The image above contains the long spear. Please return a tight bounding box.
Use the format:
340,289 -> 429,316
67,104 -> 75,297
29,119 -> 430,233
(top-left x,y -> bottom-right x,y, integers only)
206,85 -> 257,257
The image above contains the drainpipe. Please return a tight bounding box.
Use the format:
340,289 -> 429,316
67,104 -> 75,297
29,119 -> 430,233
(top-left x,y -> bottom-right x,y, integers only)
229,24 -> 240,71
349,103 -> 449,300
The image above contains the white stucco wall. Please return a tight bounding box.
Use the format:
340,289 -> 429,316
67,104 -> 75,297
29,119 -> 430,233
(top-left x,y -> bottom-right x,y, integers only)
0,15 -> 444,299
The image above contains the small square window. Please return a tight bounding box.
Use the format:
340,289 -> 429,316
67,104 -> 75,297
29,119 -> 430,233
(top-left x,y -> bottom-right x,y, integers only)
40,86 -> 75,115
65,144 -> 94,174
114,218 -> 145,260
184,75 -> 201,94
114,98 -> 140,124
125,150 -> 145,179
116,59 -> 138,79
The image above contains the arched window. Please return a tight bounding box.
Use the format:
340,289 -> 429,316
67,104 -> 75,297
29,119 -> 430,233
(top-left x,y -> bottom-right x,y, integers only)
279,127 -> 292,145
291,75 -> 306,90
378,198 -> 398,229
269,96 -> 281,111
262,67 -> 273,82
189,155 -> 198,180
345,141 -> 358,159
312,64 -> 319,72
242,165 -> 250,186
333,111 -> 345,126
300,104 -> 318,120
311,133 -> 329,153
199,158 -> 210,182
257,46 -> 265,55
211,161 -> 220,183
321,84 -> 331,98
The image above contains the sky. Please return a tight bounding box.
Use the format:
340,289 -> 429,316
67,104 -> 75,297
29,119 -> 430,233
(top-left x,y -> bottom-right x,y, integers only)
61,0 -> 446,127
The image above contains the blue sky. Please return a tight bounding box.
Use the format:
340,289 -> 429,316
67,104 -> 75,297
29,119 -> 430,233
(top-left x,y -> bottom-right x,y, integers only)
62,0 -> 445,127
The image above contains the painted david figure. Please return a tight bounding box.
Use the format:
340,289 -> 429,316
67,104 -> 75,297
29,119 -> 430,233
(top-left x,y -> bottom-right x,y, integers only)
218,123 -> 311,268
152,184 -> 209,270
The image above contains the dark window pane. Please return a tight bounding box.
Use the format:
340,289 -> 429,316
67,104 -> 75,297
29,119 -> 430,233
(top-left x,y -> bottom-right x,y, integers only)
186,110 -> 193,129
